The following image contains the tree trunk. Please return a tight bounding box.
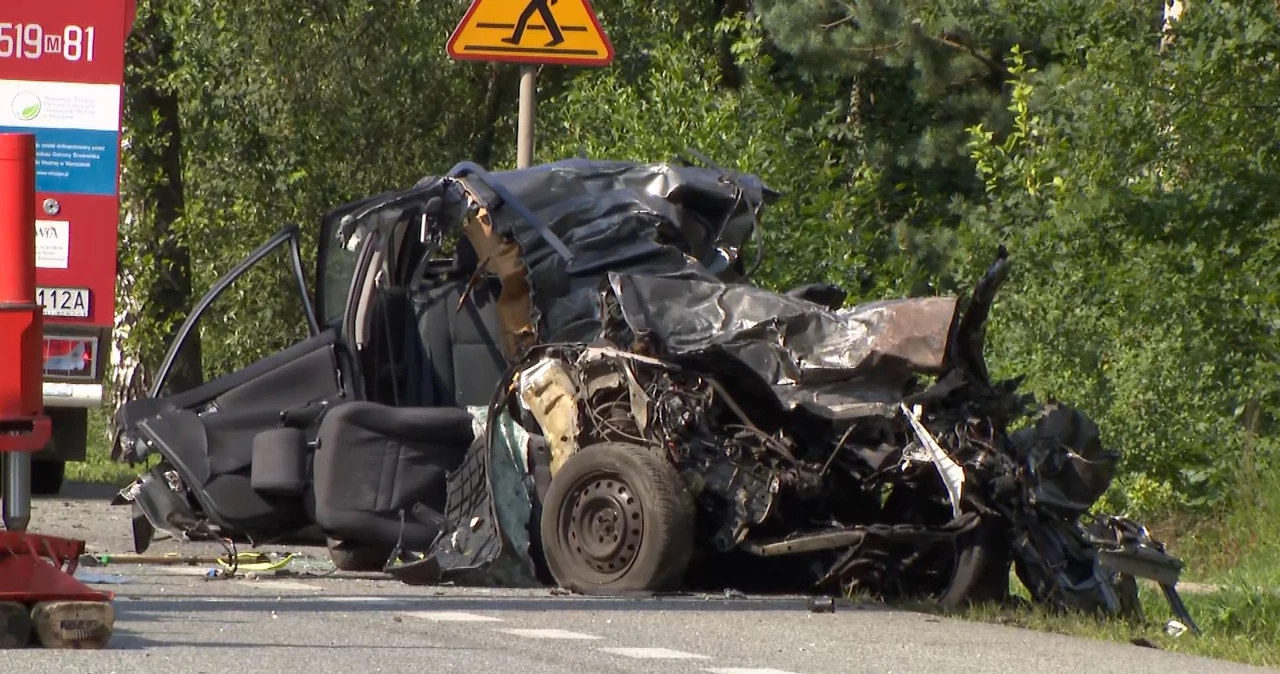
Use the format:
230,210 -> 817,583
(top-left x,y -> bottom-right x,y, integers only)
472,64 -> 510,167
714,0 -> 748,90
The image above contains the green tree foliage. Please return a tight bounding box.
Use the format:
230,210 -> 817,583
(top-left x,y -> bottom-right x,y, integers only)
114,0 -> 197,410
955,6 -> 1280,514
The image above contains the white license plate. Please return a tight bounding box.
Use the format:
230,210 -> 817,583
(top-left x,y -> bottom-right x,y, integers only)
36,287 -> 91,318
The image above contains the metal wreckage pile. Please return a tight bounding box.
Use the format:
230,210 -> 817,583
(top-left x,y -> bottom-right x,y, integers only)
376,157 -> 1198,632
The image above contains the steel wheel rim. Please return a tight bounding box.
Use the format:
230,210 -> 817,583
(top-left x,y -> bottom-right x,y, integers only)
557,470 -> 644,583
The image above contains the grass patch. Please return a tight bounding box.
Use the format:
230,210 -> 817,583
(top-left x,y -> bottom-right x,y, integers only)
64,409 -> 152,488
1148,464 -> 1280,592
954,463 -> 1280,667
959,583 -> 1280,668
66,448 -> 149,487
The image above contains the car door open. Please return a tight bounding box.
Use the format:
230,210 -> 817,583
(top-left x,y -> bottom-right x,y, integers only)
115,225 -> 349,550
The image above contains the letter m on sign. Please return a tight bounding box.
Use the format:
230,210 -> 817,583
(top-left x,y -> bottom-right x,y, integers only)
44,34 -> 62,54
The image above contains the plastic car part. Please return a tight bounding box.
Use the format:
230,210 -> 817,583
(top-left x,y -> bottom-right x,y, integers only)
424,434 -> 511,585
540,442 -> 696,594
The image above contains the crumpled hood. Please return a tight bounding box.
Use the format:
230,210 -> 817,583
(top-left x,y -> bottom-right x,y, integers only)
607,272 -> 961,419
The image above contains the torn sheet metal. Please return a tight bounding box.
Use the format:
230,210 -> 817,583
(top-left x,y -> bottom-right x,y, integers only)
435,248 -> 1190,626
517,360 -> 581,476
316,159 -> 777,364
607,272 -> 959,419
900,403 -> 965,519
460,159 -> 776,353
1010,404 -> 1119,514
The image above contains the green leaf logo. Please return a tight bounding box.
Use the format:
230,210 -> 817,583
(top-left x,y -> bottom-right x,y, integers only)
11,93 -> 41,122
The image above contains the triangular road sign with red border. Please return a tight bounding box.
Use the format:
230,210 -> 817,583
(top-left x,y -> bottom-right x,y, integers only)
447,0 -> 615,67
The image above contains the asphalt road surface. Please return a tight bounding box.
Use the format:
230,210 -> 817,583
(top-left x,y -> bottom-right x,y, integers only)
3,483 -> 1271,674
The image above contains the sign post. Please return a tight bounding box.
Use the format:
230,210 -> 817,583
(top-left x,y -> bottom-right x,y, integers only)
517,66 -> 537,168
446,0 -> 615,168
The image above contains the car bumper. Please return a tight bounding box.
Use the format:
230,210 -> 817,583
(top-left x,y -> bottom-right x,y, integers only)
42,382 -> 103,408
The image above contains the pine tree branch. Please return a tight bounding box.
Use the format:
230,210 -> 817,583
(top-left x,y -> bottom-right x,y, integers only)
931,35 -> 1009,77
814,11 -> 1005,74
822,14 -> 857,30
841,40 -> 905,53
822,1 -> 860,29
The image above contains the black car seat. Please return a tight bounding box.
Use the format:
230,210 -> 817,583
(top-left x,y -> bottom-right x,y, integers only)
413,238 -> 509,408
310,401 -> 475,550
305,239 -> 511,552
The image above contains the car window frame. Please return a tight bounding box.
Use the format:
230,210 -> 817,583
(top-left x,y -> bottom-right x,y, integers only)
149,225 -> 319,399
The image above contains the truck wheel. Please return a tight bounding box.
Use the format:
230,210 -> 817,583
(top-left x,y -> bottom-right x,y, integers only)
540,443 -> 696,595
31,461 -> 66,497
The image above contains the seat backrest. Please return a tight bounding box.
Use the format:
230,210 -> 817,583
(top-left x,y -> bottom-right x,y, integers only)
453,237 -> 480,275
414,276 -> 507,408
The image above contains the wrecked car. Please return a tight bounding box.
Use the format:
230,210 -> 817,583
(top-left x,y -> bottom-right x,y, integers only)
113,156 -> 1197,630
113,157 -> 772,569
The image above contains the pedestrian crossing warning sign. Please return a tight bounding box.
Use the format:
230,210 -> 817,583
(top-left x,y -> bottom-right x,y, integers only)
446,0 -> 615,66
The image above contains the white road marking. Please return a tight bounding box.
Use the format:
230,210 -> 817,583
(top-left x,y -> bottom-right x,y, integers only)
498,628 -> 601,640
600,647 -> 709,660
704,669 -> 804,674
398,611 -> 502,622
238,580 -> 322,591
145,566 -> 213,576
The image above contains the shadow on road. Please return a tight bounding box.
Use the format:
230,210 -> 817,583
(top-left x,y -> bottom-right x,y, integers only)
40,482 -> 122,501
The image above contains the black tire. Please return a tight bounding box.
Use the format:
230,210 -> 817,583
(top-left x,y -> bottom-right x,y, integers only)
540,442 -> 696,595
938,519 -> 1011,609
327,538 -> 393,572
31,461 -> 66,497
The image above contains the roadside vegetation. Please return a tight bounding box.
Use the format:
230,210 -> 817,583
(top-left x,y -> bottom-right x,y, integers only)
65,411 -> 140,487
960,581 -> 1280,667
87,0 -> 1279,666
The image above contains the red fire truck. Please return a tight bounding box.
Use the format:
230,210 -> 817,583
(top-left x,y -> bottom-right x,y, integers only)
1,1 -> 134,494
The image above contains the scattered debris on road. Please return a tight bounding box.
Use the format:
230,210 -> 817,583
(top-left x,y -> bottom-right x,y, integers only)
807,597 -> 836,614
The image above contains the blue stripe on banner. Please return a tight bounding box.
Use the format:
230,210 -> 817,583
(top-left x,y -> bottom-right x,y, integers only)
0,126 -> 120,196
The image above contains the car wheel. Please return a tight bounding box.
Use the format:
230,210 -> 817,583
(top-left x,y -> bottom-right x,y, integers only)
938,519 -> 1011,609
540,442 -> 696,595
31,461 -> 66,497
327,538 -> 392,572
